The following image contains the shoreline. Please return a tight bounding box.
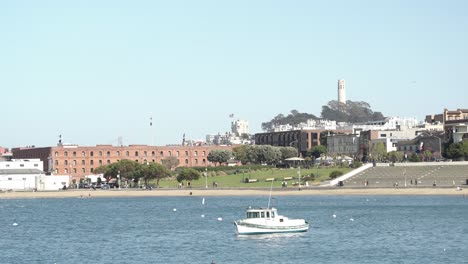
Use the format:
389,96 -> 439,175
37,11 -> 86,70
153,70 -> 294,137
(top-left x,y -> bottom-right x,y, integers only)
1,187 -> 466,199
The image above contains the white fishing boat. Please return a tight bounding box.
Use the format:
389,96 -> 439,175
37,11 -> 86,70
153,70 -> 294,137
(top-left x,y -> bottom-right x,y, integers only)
234,206 -> 309,235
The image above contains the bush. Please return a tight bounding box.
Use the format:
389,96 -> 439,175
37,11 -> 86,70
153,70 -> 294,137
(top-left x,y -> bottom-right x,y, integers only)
329,170 -> 344,179
350,161 -> 362,168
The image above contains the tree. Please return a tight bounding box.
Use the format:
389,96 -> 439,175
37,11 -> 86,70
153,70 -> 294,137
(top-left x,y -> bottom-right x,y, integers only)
321,100 -> 384,123
141,162 -> 171,186
207,149 -> 233,166
371,142 -> 387,162
261,110 -> 318,131
280,147 -> 298,160
176,168 -> 201,182
233,145 -> 249,165
409,153 -> 422,162
387,151 -> 404,163
161,156 -> 180,171
240,133 -> 251,140
306,145 -> 328,159
422,150 -> 433,162
251,145 -> 282,165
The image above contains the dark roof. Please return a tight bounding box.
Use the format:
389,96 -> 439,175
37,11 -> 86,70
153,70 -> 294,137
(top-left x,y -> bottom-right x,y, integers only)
0,169 -> 44,175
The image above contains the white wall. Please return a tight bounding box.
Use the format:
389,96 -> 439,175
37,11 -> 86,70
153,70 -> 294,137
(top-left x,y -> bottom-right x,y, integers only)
37,175 -> 70,191
0,159 -> 43,171
0,174 -> 38,190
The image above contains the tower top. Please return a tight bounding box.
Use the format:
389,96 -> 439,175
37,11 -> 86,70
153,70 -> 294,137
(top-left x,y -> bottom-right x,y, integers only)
337,79 -> 346,104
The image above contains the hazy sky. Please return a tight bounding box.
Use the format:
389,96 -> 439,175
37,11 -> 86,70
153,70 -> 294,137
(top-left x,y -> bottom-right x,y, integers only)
1,0 -> 467,148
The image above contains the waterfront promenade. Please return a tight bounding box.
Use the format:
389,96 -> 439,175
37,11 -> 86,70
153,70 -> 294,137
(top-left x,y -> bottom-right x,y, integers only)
1,187 -> 466,199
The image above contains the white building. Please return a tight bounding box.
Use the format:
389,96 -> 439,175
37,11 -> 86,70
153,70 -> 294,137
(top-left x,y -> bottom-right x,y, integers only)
345,117 -> 419,132
231,119 -> 249,136
0,159 -> 70,191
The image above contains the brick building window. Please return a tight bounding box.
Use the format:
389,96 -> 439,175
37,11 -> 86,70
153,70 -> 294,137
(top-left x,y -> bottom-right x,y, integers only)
168,151 -> 172,157
73,168 -> 77,174
99,151 -> 102,157
55,152 -> 58,157
126,151 -> 129,157
194,151 -> 198,156
160,151 -> 164,156
202,159 -> 206,165
73,151 -> 76,157
64,160 -> 68,166
116,151 -> 120,156
176,151 -> 179,157
90,160 -> 94,165
82,168 -> 86,173
144,151 -> 147,157
90,168 -> 94,173
195,159 -> 198,165
185,151 -> 189,156
185,159 -> 189,164
99,160 -> 102,165
107,151 -> 111,157
202,151 -> 206,156
55,160 -> 59,166
107,160 -> 111,164
135,151 -> 139,156
64,168 -> 68,174
81,160 -> 85,165
152,151 -> 155,156
82,151 -> 86,157
72,160 -> 76,166
90,151 -> 94,157
64,151 -> 68,157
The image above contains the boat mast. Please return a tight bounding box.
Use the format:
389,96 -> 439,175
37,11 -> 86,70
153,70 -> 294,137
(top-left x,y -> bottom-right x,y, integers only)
267,180 -> 273,209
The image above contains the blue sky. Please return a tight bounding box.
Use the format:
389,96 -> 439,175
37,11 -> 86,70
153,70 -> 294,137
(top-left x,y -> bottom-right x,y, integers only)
1,0 -> 467,148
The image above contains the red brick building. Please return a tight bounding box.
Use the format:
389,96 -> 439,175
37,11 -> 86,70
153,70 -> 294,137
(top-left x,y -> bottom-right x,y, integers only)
12,144 -> 234,180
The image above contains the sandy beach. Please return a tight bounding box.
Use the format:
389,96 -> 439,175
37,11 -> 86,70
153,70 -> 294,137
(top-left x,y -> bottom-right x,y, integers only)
1,187 -> 466,199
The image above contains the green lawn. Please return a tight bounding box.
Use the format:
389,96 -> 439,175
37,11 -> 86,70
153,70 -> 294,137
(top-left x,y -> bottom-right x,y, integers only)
156,167 -> 352,188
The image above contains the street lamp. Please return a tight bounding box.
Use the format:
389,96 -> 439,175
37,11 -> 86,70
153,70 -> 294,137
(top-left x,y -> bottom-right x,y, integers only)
117,170 -> 121,189
403,169 -> 407,187
297,166 -> 301,191
204,167 -> 208,188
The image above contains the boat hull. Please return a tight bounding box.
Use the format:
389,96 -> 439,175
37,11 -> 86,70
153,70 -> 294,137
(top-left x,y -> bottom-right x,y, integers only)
234,221 -> 309,235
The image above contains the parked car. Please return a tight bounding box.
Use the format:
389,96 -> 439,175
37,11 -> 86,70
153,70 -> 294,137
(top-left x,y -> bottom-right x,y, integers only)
101,184 -> 110,190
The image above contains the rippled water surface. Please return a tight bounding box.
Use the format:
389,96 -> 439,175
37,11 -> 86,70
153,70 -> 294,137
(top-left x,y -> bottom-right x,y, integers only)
1,195 -> 467,264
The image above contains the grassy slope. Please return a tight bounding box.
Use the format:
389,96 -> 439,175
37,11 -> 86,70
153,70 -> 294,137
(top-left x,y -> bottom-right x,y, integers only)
156,167 -> 352,188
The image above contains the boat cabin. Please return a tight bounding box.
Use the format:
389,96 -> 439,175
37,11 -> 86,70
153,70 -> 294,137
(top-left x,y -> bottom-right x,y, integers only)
245,208 -> 277,219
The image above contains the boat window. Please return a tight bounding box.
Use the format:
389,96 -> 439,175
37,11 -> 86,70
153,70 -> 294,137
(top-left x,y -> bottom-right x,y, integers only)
253,212 -> 259,218
272,212 -> 275,218
266,212 -> 270,218
261,212 -> 265,218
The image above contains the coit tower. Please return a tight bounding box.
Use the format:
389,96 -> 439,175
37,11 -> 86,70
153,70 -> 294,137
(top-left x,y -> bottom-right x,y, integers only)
338,79 -> 346,104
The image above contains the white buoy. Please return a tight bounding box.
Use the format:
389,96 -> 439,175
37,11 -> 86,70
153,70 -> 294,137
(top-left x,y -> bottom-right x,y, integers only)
12,223 -> 18,226
332,214 -> 337,218
201,214 -> 205,218
350,218 -> 354,221
217,217 -> 223,221
202,198 -> 205,205
173,208 -> 177,212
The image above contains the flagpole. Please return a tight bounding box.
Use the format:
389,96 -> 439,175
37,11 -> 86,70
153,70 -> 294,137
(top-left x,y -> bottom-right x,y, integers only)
150,116 -> 154,146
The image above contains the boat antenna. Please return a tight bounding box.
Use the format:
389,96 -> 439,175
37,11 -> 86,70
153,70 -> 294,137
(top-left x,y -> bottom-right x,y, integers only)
267,180 -> 273,209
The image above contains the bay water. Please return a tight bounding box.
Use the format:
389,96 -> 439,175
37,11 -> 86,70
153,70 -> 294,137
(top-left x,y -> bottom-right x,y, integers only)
1,194 -> 467,264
